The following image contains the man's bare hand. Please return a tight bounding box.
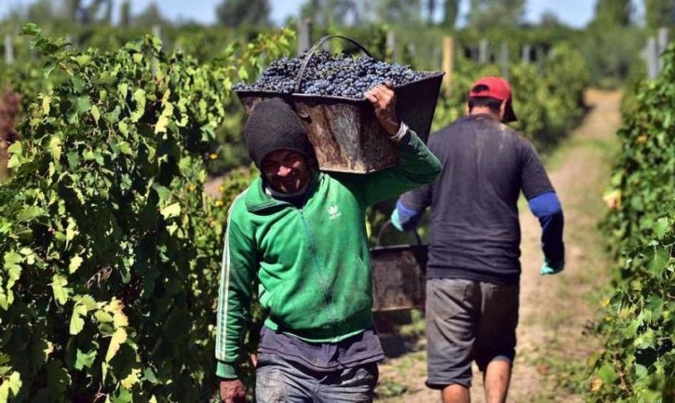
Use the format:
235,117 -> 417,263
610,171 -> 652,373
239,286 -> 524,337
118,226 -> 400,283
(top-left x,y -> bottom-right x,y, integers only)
220,379 -> 246,403
364,81 -> 400,136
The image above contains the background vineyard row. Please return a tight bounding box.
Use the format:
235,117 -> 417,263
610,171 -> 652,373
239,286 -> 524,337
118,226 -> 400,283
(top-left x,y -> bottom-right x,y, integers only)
0,23 -> 589,401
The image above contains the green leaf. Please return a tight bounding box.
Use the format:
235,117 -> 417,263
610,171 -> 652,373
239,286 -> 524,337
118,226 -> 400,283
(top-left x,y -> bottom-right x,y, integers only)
66,152 -> 81,169
76,295 -> 97,311
49,136 -> 62,161
3,251 -> 23,266
119,121 -> 129,136
118,141 -> 133,155
105,328 -> 127,362
16,206 -> 42,222
77,96 -> 92,114
72,55 -> 92,67
160,202 -> 181,219
597,363 -> 618,383
4,251 -> 22,292
654,217 -> 671,239
65,217 -> 79,243
69,304 -> 86,335
118,83 -> 129,100
155,102 -> 174,134
71,77 -> 86,92
74,349 -> 97,370
151,183 -> 171,202
91,104 -> 100,124
42,95 -> 52,115
69,255 -> 83,274
21,23 -> 41,36
42,61 -> 56,79
120,368 -> 141,389
8,372 -> 20,395
143,367 -> 158,384
109,299 -> 129,327
51,274 -> 70,305
95,311 -> 114,323
622,319 -> 640,339
130,89 -> 146,122
647,247 -> 670,276
0,371 -> 22,401
238,66 -> 249,81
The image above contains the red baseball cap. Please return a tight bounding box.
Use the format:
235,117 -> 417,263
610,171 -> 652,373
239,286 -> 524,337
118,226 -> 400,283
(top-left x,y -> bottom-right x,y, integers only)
468,77 -> 517,122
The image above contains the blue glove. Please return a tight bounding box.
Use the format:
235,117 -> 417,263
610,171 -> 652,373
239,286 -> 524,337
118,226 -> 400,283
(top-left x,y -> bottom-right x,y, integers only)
540,258 -> 564,275
390,209 -> 405,232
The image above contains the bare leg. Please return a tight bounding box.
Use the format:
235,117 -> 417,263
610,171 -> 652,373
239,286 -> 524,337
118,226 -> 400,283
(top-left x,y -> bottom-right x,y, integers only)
441,384 -> 470,403
483,360 -> 511,403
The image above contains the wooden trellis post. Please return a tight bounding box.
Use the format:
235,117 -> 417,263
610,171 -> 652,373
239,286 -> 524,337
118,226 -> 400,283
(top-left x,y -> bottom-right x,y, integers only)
479,38 -> 489,64
500,42 -> 509,79
4,35 -> 14,65
442,36 -> 454,97
297,19 -> 312,53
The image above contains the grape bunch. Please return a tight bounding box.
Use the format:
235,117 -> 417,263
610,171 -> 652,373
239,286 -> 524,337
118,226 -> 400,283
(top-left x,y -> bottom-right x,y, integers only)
232,50 -> 431,99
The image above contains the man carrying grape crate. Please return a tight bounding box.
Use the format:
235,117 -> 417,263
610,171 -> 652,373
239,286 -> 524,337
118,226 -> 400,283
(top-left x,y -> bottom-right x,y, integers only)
216,82 -> 441,403
390,76 -> 566,403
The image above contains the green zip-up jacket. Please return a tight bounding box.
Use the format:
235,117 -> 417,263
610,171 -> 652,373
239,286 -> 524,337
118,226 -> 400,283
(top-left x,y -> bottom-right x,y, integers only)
216,129 -> 441,378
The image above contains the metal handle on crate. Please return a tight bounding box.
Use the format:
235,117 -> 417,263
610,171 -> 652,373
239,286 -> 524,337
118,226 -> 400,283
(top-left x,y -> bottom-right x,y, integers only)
294,34 -> 373,94
375,219 -> 423,248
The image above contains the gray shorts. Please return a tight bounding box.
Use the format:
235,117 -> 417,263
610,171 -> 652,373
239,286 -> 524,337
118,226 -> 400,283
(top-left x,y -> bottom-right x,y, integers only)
425,278 -> 519,389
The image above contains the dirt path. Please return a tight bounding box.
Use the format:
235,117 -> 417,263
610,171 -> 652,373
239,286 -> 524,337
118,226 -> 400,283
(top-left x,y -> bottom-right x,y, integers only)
375,89 -> 622,402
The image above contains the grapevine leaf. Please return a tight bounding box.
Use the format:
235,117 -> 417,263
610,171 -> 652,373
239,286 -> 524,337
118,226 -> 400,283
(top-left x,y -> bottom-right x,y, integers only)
49,136 -> 62,162
66,152 -> 80,169
77,96 -> 92,114
120,368 -> 141,389
131,89 -> 146,122
42,95 -> 51,115
119,141 -> 133,155
0,371 -> 21,401
95,310 -> 114,323
21,23 -> 41,35
105,328 -> 128,362
647,247 -> 670,276
151,183 -> 171,202
74,349 -> 97,370
69,304 -> 87,335
71,77 -> 86,92
43,61 -> 56,78
118,83 -> 129,100
69,255 -> 83,274
654,217 -> 671,239
155,102 -> 174,134
3,251 -> 23,266
16,206 -> 42,223
597,363 -> 618,383
108,299 -> 129,328
238,66 -> 249,81
51,274 -> 70,305
77,295 -> 97,311
160,202 -> 181,219
91,104 -> 100,124
65,217 -> 79,243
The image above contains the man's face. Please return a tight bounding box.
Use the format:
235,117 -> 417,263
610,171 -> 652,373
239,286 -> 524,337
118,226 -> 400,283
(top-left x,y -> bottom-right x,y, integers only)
261,149 -> 311,194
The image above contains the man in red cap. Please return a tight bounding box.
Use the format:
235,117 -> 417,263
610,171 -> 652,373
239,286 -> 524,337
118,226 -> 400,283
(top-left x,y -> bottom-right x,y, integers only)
390,76 -> 565,402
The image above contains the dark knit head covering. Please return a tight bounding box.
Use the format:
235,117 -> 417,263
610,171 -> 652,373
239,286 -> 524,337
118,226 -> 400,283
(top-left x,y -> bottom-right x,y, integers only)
243,98 -> 315,169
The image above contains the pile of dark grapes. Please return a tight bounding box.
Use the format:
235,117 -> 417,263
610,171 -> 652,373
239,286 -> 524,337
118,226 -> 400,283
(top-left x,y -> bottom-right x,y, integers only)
232,50 -> 431,99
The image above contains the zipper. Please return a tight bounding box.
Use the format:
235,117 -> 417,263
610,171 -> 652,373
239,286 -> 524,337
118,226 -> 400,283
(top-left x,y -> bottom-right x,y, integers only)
298,208 -> 339,339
